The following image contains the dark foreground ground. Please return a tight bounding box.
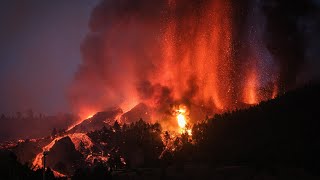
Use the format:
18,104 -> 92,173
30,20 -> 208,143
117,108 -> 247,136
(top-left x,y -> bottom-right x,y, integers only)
112,165 -> 318,180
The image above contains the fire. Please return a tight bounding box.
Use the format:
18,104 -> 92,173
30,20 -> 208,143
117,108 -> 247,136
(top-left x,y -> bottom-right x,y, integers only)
176,107 -> 187,131
244,68 -> 258,105
186,129 -> 192,136
175,106 -> 192,135
81,110 -> 96,120
32,133 -> 94,168
86,114 -> 94,119
70,0 -> 281,130
32,136 -> 64,168
67,112 -> 96,131
177,114 -> 186,129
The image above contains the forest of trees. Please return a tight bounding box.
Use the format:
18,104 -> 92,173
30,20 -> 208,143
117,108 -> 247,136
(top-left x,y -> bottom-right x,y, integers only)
75,83 -> 320,180
0,112 -> 78,141
1,83 -> 320,179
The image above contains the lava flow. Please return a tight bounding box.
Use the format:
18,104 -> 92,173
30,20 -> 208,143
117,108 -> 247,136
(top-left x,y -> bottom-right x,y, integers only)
32,133 -> 94,169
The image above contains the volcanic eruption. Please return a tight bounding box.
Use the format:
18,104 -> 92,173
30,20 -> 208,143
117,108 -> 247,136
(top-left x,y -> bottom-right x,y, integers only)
68,0 -> 302,132
2,1 -> 318,179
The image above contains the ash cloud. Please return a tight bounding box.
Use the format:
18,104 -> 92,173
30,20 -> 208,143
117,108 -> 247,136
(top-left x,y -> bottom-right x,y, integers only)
69,0 -> 319,121
69,0 -> 214,116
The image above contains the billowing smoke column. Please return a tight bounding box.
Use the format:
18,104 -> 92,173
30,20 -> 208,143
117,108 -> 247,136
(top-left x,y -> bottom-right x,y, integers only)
69,0 -> 289,124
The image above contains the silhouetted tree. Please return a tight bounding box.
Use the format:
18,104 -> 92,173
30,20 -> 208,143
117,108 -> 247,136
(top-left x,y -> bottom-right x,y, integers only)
164,131 -> 170,146
58,128 -> 66,136
45,168 -> 56,180
113,121 -> 120,132
72,163 -> 111,180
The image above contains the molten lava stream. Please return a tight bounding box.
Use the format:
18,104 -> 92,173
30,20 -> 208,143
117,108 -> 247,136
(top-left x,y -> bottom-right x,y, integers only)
67,113 -> 95,131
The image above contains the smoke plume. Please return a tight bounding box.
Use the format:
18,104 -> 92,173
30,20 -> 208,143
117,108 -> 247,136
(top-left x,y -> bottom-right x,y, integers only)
69,0 -> 315,123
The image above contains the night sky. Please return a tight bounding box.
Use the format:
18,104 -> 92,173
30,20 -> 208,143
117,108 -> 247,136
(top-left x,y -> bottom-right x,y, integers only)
0,0 -> 99,115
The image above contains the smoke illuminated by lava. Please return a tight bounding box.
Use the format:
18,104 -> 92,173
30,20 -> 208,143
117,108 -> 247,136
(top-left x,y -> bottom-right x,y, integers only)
69,0 -> 280,127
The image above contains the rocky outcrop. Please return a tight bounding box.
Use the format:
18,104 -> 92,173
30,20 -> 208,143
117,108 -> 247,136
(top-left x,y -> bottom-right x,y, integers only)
46,136 -> 83,175
69,107 -> 123,133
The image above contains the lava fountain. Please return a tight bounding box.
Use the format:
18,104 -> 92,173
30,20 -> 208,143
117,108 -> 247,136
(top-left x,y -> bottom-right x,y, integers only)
174,105 -> 192,135
244,67 -> 258,105
177,114 -> 186,129
69,0 -> 279,128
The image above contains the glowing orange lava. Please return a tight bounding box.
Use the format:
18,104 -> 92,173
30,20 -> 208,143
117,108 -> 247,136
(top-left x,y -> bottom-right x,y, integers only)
32,136 -> 64,168
175,106 -> 192,135
86,114 -> 94,119
177,114 -> 186,129
244,68 -> 258,105
71,0 -> 280,129
156,0 -> 233,110
32,133 -> 94,169
67,111 -> 97,131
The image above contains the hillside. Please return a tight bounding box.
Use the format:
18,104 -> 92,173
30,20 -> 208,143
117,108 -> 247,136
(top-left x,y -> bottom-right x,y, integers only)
2,83 -> 320,179
191,83 -> 320,174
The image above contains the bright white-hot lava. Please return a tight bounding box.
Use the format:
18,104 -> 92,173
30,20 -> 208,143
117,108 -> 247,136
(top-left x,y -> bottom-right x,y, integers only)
175,106 -> 192,135
86,114 -> 94,119
177,114 -> 186,129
